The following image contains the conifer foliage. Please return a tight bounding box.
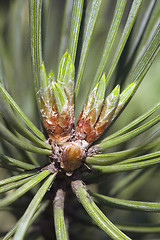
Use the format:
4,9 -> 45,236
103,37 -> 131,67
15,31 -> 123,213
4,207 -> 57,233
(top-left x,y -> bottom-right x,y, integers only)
0,1 -> 160,239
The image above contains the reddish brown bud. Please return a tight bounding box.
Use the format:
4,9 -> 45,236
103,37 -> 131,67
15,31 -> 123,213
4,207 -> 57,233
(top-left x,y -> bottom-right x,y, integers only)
60,140 -> 88,172
41,104 -> 74,144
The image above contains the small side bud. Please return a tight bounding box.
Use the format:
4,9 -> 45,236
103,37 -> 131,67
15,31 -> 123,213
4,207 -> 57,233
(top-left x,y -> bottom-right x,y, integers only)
112,82 -> 137,119
52,83 -> 68,115
57,52 -> 75,104
40,62 -> 49,97
39,63 -> 54,117
57,52 -> 68,83
85,85 -> 120,143
82,84 -> 98,118
48,70 -> 55,83
76,73 -> 107,139
91,73 -> 106,125
60,140 -> 88,172
98,85 -> 120,125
